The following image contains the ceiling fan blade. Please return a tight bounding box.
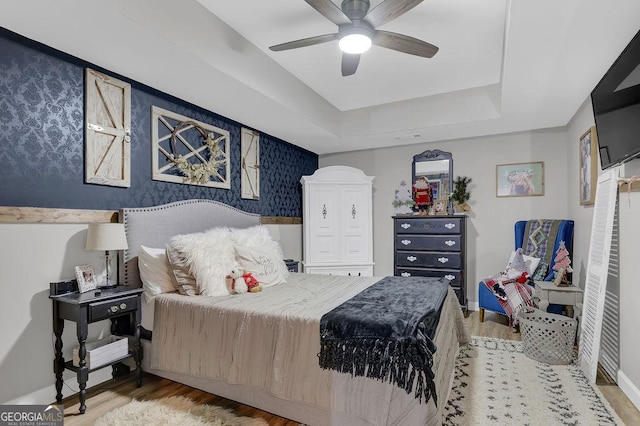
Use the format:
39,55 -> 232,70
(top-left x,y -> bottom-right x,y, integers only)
269,33 -> 338,52
341,53 -> 360,76
305,0 -> 352,26
364,0 -> 423,28
373,30 -> 438,58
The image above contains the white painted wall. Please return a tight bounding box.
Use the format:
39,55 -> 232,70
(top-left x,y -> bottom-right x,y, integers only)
320,127 -> 569,304
0,224 -> 113,404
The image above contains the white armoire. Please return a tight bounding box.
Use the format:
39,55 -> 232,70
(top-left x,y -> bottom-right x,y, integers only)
300,166 -> 374,276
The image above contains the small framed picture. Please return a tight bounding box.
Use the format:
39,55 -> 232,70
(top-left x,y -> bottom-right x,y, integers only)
496,162 -> 545,197
579,127 -> 598,206
433,199 -> 447,215
75,264 -> 98,293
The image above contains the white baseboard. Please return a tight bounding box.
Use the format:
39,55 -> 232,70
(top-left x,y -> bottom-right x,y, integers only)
5,369 -> 112,405
617,370 -> 640,412
468,301 -> 479,311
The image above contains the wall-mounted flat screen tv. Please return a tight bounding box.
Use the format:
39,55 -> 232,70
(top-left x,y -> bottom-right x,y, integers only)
591,29 -> 640,170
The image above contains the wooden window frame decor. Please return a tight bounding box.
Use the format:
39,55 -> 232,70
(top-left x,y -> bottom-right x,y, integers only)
85,68 -> 131,187
241,128 -> 260,200
496,161 -> 545,197
579,126 -> 598,206
151,106 -> 230,189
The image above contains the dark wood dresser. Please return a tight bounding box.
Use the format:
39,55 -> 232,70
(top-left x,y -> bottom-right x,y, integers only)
393,215 -> 467,310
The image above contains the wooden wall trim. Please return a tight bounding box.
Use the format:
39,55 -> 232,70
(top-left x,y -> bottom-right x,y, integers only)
0,206 -> 118,223
0,206 -> 302,224
619,180 -> 640,193
260,216 -> 302,225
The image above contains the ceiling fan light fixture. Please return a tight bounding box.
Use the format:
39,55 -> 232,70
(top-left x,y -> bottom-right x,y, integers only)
339,33 -> 372,54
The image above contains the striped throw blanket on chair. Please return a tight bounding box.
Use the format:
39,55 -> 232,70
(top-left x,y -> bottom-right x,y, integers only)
482,277 -> 535,327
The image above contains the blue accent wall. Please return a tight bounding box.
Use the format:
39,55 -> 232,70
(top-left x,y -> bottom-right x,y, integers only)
0,28 -> 318,217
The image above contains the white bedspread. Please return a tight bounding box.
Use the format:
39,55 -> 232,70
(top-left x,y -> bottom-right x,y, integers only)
150,273 -> 468,425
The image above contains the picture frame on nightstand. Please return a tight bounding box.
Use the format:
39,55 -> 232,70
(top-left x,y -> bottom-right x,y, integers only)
75,264 -> 98,293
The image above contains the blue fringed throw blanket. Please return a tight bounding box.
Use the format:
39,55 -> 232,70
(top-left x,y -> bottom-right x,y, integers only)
319,276 -> 449,405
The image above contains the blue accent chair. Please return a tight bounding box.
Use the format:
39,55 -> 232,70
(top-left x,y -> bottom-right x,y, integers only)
478,220 -> 575,322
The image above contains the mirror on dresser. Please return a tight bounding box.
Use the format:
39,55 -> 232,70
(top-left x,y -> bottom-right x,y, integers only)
412,149 -> 454,215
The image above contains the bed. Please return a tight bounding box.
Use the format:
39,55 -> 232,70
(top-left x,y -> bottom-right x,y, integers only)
119,199 -> 469,425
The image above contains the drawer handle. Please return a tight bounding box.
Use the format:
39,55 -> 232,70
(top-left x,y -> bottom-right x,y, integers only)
444,274 -> 455,280
401,239 -> 411,246
445,223 -> 456,229
401,272 -> 411,277
109,306 -> 119,313
407,256 -> 417,262
401,223 -> 411,229
322,204 -> 327,219
438,257 -> 449,264
445,240 -> 456,247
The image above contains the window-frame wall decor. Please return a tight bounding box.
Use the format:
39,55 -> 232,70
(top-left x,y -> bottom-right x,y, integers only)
151,106 -> 230,189
241,128 -> 260,200
496,161 -> 545,197
579,126 -> 598,206
84,68 -> 131,187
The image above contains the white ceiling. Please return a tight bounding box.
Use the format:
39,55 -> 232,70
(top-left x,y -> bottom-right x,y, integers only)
2,0 -> 640,155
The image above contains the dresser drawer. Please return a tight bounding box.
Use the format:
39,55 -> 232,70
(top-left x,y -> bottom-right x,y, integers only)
396,268 -> 462,286
394,218 -> 463,235
89,295 -> 139,322
396,251 -> 462,269
396,235 -> 461,252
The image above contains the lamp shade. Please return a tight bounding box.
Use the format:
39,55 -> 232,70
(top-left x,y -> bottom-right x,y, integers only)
85,223 -> 128,251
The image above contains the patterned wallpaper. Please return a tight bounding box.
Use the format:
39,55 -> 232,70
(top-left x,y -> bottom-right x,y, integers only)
0,28 -> 318,217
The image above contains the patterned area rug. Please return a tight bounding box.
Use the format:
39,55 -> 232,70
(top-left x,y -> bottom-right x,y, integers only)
444,336 -> 624,425
94,396 -> 268,426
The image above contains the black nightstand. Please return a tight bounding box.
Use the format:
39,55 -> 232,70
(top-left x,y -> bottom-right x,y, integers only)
284,259 -> 299,273
50,286 -> 143,414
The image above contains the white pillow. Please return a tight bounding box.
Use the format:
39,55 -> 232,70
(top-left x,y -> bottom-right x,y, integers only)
230,226 -> 289,287
138,245 -> 176,304
505,249 -> 541,277
166,227 -> 236,296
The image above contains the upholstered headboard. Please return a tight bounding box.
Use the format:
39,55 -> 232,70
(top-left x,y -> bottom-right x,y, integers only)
119,199 -> 260,287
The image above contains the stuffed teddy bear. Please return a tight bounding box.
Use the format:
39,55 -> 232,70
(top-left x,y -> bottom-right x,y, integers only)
226,264 -> 263,294
227,264 -> 248,294
242,271 -> 263,293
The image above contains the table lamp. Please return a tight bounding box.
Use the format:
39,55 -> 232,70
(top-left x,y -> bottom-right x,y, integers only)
85,223 -> 128,288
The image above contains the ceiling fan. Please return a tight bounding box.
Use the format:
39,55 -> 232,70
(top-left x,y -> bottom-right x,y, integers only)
269,0 -> 439,76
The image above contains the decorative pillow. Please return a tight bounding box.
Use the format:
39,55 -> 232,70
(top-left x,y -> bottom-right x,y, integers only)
138,245 -> 176,303
505,249 -> 540,277
230,225 -> 289,287
166,227 -> 235,296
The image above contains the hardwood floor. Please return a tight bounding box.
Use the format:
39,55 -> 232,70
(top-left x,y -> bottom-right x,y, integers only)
60,310 -> 640,425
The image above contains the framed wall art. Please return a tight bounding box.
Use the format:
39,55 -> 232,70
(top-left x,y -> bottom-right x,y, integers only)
241,128 -> 260,200
496,162 -> 544,197
151,106 -> 230,189
75,264 -> 98,293
579,127 -> 598,205
85,68 -> 131,187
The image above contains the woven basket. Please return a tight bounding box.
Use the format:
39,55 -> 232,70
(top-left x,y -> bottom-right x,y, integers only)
518,307 -> 577,365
